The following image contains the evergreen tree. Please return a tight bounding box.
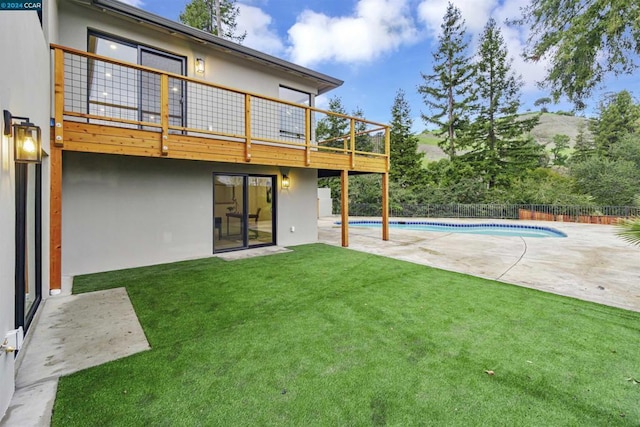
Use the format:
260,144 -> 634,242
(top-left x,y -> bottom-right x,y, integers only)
570,120 -> 596,163
590,90 -> 640,156
418,2 -> 476,160
316,96 -> 349,149
180,0 -> 246,43
463,19 -> 539,189
389,89 -> 424,188
550,134 -> 570,166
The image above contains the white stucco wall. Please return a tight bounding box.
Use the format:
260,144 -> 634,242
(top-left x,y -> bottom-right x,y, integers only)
0,10 -> 50,421
62,153 -> 318,277
56,1 -> 318,99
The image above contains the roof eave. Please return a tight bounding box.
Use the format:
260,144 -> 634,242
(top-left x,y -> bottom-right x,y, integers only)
89,0 -> 343,94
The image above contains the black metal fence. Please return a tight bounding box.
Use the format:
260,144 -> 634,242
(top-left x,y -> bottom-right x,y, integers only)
340,204 -> 640,220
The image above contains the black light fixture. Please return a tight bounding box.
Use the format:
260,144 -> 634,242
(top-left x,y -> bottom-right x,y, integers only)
3,110 -> 42,163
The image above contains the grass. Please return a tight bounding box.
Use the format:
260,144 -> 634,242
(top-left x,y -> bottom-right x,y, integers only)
52,244 -> 640,426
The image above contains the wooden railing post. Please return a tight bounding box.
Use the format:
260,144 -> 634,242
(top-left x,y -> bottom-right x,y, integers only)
54,47 -> 64,148
305,108 -> 311,166
385,126 -> 390,172
350,118 -> 356,169
160,74 -> 169,156
245,94 -> 252,162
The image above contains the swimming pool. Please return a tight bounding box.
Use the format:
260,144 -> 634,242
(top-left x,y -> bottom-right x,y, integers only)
341,220 -> 567,238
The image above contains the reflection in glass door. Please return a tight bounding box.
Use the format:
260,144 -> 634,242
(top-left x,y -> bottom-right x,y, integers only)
213,174 -> 275,253
15,163 -> 41,332
213,175 -> 245,252
248,176 -> 274,245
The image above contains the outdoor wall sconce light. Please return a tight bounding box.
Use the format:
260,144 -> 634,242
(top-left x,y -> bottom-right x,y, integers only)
195,58 -> 205,74
3,110 -> 43,163
281,174 -> 291,189
280,167 -> 291,189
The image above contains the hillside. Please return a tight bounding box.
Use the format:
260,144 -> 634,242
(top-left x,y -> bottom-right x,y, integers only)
418,112 -> 592,162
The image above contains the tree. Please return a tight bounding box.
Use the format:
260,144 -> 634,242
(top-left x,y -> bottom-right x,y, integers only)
463,19 -> 539,189
570,121 -> 596,163
316,96 -> 349,149
517,1 -> 640,108
533,96 -> 552,113
550,134 -> 570,166
570,156 -> 640,206
590,90 -> 640,156
180,0 -> 246,43
418,2 -> 476,160
389,89 -> 424,188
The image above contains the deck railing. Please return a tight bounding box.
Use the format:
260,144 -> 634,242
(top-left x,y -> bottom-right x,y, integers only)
52,44 -> 390,166
342,203 -> 640,224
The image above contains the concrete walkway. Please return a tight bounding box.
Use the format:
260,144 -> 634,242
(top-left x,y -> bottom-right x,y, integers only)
318,217 -> 640,313
1,288 -> 150,426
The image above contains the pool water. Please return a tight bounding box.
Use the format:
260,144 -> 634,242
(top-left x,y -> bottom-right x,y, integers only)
342,220 -> 567,238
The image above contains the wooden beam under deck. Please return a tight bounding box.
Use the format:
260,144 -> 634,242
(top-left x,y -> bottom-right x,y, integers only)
60,122 -> 388,173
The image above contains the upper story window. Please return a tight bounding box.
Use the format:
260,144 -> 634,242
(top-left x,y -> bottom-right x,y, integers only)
87,32 -> 186,127
279,86 -> 310,139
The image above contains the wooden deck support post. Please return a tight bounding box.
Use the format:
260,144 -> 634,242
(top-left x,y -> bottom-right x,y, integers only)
341,169 -> 349,247
382,127 -> 391,241
50,146 -> 62,292
382,172 -> 389,241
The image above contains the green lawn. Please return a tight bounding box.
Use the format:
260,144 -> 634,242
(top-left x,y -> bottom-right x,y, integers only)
52,244 -> 640,426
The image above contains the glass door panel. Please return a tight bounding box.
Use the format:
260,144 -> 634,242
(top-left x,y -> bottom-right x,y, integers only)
213,175 -> 245,252
140,48 -> 185,129
15,163 -> 41,332
248,176 -> 274,246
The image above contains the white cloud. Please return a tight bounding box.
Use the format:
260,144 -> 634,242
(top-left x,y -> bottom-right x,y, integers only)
237,4 -> 285,56
117,0 -> 144,7
287,0 -> 419,67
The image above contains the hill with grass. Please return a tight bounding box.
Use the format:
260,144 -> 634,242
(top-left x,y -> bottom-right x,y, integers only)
418,112 -> 592,162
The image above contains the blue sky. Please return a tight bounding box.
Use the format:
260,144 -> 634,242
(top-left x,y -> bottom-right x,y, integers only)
123,0 -> 636,131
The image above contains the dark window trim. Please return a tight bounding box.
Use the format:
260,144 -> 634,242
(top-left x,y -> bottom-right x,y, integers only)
212,173 -> 277,254
15,163 -> 42,333
87,30 -> 187,127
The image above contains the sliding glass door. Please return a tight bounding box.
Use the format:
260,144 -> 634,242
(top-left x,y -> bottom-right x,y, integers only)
213,174 -> 275,253
15,163 -> 41,332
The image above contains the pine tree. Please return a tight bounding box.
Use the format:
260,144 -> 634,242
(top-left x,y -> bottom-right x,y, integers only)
463,18 -> 539,189
180,0 -> 246,43
389,89 -> 424,188
550,134 -> 570,166
418,2 -> 476,160
570,120 -> 596,163
316,96 -> 349,149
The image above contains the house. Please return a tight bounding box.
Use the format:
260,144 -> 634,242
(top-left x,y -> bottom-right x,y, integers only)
0,0 -> 389,419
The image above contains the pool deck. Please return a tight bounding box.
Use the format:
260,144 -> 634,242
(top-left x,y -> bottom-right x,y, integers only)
318,217 -> 640,313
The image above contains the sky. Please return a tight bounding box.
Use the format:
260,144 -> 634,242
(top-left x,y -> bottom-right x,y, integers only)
121,0 -> 636,132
